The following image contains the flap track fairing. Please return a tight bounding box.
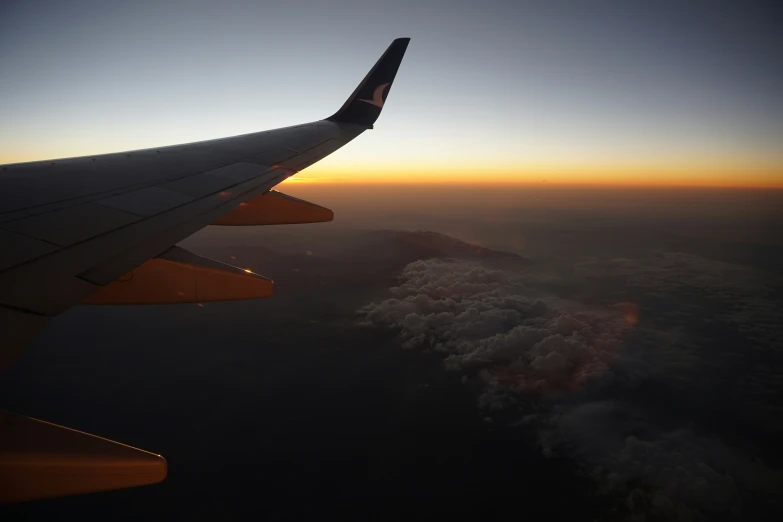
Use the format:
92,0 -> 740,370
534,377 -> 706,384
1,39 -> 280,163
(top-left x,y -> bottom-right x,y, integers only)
0,410 -> 166,503
81,247 -> 273,305
212,190 -> 333,226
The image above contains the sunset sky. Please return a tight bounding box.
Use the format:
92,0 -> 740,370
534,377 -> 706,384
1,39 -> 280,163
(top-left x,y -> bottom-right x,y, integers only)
1,0 -> 782,187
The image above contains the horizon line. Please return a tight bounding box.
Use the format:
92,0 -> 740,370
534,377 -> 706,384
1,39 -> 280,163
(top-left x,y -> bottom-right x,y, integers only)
283,178 -> 783,190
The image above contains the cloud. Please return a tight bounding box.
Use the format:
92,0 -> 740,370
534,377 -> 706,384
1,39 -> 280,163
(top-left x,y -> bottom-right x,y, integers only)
359,254 -> 783,520
361,259 -> 629,394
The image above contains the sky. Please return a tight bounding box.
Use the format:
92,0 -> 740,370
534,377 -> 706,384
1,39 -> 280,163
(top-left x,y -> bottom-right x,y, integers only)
1,0 -> 782,187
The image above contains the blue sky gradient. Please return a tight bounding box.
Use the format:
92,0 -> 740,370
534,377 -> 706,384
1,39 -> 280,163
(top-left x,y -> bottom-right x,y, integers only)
1,0 -> 782,185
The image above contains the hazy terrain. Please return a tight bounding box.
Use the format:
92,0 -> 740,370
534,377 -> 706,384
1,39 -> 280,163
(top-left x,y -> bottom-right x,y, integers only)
2,185 -> 782,521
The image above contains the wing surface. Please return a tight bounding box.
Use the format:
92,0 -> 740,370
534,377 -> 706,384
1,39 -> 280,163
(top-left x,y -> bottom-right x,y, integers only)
0,38 -> 410,372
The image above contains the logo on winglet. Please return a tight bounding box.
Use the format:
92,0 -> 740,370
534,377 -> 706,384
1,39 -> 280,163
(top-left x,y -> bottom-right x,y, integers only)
358,83 -> 390,108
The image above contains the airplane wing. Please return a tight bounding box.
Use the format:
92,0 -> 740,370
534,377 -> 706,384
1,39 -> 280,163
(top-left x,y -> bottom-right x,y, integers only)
0,38 -> 410,503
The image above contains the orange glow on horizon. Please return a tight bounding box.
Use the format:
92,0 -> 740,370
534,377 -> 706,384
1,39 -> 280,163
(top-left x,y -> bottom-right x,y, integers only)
2,148 -> 781,189
284,164 -> 783,189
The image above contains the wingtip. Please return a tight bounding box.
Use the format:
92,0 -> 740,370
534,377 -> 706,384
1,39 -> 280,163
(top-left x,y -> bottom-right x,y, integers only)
327,38 -> 410,126
392,37 -> 411,48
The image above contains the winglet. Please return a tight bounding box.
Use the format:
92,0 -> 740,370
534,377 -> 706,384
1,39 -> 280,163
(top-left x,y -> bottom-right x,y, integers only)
327,38 -> 410,127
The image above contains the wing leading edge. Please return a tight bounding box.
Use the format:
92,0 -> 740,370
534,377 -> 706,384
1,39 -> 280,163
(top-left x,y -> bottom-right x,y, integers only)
0,38 -> 410,503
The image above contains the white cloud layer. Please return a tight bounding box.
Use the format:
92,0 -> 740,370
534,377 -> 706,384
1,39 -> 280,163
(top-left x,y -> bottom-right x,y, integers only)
359,256 -> 783,520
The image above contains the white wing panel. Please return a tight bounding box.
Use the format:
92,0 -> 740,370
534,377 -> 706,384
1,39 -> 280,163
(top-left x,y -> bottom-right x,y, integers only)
97,187 -> 195,217
278,139 -> 342,171
201,162 -> 271,184
2,203 -> 140,247
160,171 -> 238,197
